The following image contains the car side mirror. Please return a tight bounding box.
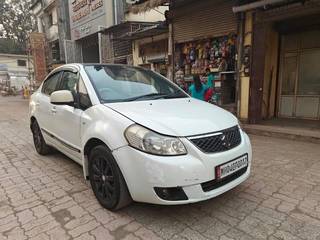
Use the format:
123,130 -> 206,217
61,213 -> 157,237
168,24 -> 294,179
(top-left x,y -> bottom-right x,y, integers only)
50,90 -> 74,106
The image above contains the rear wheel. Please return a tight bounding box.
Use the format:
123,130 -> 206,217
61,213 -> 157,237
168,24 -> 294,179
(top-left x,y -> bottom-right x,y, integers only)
31,120 -> 51,155
89,145 -> 132,211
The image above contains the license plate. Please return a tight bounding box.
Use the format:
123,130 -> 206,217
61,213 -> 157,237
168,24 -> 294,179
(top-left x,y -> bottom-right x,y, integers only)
216,155 -> 248,179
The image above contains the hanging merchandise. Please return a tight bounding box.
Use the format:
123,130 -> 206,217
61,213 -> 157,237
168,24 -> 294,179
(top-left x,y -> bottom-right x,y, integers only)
176,33 -> 237,77
189,45 -> 196,62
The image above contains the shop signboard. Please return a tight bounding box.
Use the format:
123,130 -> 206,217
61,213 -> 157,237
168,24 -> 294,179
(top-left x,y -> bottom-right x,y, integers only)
69,0 -> 107,41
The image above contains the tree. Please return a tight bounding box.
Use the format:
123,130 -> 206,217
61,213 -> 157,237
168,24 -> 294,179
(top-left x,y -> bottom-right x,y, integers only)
0,0 -> 35,52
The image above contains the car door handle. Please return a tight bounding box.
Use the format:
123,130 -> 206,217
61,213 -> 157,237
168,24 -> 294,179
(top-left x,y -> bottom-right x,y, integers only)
51,107 -> 57,114
35,102 -> 40,106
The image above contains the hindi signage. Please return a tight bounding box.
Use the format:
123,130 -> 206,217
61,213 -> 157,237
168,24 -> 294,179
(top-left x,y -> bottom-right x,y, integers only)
69,0 -> 106,40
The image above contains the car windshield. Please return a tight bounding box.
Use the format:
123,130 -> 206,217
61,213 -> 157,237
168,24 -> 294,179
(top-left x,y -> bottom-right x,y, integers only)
84,65 -> 188,103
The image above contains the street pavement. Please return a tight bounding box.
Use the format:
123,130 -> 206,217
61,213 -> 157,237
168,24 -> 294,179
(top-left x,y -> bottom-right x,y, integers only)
0,96 -> 320,240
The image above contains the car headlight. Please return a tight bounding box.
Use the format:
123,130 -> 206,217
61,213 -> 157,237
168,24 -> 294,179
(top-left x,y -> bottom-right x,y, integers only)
124,124 -> 187,156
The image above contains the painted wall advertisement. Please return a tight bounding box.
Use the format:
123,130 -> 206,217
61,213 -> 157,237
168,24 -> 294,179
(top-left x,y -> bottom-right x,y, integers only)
69,0 -> 106,40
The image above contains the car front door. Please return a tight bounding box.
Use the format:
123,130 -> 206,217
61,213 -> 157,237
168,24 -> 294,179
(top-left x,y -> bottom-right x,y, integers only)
51,70 -> 83,162
36,71 -> 62,142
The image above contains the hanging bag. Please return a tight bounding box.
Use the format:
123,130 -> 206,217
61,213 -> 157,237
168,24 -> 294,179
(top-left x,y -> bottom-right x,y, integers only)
204,88 -> 214,102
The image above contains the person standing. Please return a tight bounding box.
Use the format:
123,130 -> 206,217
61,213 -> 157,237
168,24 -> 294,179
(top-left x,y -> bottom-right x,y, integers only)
189,75 -> 208,101
175,68 -> 186,91
205,68 -> 214,88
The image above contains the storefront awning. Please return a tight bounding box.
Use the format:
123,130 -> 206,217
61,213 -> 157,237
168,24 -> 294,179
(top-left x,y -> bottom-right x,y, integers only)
233,0 -> 302,13
147,56 -> 166,63
128,0 -> 169,13
117,22 -> 168,40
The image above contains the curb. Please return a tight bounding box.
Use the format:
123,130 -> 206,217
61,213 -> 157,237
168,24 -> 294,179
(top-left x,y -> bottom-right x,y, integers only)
243,126 -> 320,144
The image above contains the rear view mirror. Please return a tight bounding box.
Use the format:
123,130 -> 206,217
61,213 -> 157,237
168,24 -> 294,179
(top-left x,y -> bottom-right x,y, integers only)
50,90 -> 74,105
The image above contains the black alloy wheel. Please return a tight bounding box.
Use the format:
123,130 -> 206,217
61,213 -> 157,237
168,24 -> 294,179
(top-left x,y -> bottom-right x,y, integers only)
31,120 -> 51,155
89,145 -> 132,210
92,156 -> 116,203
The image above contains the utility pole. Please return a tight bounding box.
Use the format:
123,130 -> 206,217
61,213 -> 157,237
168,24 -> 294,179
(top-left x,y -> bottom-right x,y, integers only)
57,0 -> 72,63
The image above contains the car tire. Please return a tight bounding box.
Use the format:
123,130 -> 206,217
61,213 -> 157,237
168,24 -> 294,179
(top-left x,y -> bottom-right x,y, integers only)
31,120 -> 52,155
89,145 -> 132,211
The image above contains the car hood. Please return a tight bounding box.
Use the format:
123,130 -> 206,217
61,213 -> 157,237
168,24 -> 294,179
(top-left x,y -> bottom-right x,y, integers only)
105,98 -> 238,137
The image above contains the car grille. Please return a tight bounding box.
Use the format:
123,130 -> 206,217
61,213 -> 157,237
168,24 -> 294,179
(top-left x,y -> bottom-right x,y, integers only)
201,167 -> 248,192
189,126 -> 241,153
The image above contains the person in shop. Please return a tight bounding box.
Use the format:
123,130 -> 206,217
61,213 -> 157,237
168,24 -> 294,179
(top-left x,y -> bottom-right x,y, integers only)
175,67 -> 186,91
204,68 -> 214,102
189,75 -> 209,101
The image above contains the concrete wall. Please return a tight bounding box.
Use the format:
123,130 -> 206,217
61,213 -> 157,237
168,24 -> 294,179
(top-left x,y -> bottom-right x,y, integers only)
105,0 -> 116,27
239,11 -> 253,121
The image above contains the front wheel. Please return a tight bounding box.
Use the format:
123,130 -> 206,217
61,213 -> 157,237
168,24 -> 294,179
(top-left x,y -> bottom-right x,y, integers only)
89,145 -> 132,211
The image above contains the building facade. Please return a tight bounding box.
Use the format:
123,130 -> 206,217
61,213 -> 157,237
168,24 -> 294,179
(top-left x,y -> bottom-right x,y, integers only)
67,0 -> 167,65
31,0 -> 71,69
0,53 -> 34,91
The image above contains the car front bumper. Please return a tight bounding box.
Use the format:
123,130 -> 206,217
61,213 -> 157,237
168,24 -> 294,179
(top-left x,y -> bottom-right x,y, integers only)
113,130 -> 252,205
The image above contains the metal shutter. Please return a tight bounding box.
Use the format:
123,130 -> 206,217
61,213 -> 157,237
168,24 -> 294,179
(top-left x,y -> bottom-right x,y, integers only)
173,0 -> 237,43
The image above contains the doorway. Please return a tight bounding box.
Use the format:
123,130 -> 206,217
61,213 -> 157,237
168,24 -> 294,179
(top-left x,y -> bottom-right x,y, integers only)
279,30 -> 320,120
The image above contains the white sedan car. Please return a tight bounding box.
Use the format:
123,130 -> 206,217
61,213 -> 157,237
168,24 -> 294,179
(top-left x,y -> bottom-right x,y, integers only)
29,64 -> 252,210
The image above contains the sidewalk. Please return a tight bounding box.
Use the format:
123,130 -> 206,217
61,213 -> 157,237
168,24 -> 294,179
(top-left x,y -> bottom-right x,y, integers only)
243,118 -> 320,144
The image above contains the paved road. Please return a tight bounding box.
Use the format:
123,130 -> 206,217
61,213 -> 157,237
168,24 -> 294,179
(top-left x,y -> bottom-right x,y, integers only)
0,96 -> 320,240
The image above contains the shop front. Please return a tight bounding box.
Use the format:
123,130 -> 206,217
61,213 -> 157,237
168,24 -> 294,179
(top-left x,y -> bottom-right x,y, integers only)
170,0 -> 238,111
127,23 -> 169,76
78,33 -> 100,63
174,34 -> 237,105
234,1 -> 320,123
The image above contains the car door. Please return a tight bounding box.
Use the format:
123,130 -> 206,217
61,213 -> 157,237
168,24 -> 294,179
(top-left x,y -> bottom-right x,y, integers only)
36,71 -> 62,142
50,70 -> 84,162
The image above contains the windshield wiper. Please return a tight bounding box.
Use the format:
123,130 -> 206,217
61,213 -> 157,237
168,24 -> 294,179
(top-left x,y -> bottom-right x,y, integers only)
162,91 -> 188,99
125,91 -> 187,102
126,93 -> 167,101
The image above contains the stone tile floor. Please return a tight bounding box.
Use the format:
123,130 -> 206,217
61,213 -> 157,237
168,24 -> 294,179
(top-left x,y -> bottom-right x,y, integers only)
0,96 -> 320,240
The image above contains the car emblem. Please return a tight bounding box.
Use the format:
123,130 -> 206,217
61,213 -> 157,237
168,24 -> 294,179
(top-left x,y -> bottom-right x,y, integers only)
221,134 -> 231,148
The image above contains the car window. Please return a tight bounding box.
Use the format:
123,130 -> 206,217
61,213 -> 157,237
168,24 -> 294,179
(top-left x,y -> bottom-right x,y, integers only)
41,72 -> 61,96
78,77 -> 92,110
84,65 -> 187,103
59,71 -> 78,93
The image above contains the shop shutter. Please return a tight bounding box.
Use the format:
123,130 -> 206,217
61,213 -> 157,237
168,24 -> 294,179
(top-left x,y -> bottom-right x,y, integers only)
172,0 -> 237,43
64,40 -> 82,63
